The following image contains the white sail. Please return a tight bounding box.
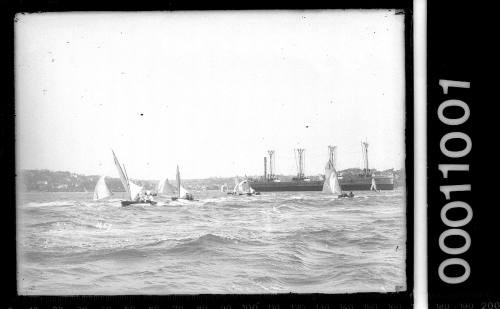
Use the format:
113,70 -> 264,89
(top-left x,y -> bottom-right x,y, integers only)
323,159 -> 342,195
234,180 -> 254,194
157,178 -> 177,195
176,165 -> 192,199
179,185 -> 190,199
176,165 -> 181,198
232,183 -> 239,194
93,176 -> 112,200
112,150 -> 131,199
157,178 -> 165,192
128,180 -> 143,201
220,184 -> 228,192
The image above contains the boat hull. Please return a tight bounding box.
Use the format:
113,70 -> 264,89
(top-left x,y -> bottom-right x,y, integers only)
249,175 -> 394,192
249,181 -> 323,192
121,200 -> 157,206
340,175 -> 394,191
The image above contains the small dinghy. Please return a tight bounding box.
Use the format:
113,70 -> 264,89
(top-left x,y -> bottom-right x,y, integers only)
337,192 -> 355,199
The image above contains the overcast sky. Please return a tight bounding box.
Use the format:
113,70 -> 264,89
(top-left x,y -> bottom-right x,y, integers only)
15,10 -> 405,180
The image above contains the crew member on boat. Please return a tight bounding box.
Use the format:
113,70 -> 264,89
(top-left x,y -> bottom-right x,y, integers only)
145,192 -> 154,203
134,192 -> 142,202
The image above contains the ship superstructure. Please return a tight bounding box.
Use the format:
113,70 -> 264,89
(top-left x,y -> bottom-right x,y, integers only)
248,141 -> 394,192
248,149 -> 323,192
338,140 -> 395,190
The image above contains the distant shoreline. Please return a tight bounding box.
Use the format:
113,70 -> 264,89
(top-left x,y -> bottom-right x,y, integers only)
18,168 -> 405,193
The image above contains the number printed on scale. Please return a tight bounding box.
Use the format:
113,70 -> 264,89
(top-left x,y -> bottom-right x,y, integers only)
437,79 -> 471,284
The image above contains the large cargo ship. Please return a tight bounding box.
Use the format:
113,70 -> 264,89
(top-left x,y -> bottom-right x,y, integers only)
248,149 -> 323,192
248,143 -> 394,192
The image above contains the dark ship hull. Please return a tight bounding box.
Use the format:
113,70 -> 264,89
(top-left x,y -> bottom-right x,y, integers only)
339,175 -> 394,191
249,175 -> 394,192
249,180 -> 323,192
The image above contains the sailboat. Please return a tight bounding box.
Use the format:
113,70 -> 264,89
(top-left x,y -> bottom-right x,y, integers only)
173,165 -> 194,201
157,177 -> 177,196
112,150 -> 157,206
232,180 -> 259,196
227,176 -> 241,195
323,154 -> 353,198
93,175 -> 112,200
220,183 -> 228,192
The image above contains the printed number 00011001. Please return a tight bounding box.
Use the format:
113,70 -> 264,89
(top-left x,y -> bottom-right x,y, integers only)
437,79 -> 472,285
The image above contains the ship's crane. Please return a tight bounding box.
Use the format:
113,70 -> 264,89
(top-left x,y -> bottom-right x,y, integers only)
267,150 -> 275,180
294,148 -> 306,179
263,157 -> 267,179
361,139 -> 370,176
327,145 -> 337,170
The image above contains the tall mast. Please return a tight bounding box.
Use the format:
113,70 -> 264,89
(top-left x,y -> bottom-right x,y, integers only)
176,165 -> 181,198
328,145 -> 337,169
264,157 -> 267,179
295,148 -> 305,179
268,150 -> 275,179
361,140 -> 369,175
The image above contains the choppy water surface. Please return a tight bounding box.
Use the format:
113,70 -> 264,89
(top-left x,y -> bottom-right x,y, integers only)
18,189 -> 406,295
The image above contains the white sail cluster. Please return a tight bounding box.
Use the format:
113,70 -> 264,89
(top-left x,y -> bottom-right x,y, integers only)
94,150 -> 196,203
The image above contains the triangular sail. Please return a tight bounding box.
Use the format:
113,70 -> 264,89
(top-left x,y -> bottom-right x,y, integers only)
159,178 -> 177,195
179,185 -> 190,199
176,165 -> 181,198
128,180 -> 143,201
93,175 -> 112,200
175,165 -> 192,199
112,150 -> 131,199
323,159 -> 342,195
158,178 -> 177,195
157,178 -> 165,192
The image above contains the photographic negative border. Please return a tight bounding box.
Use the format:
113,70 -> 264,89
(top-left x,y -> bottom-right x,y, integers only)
1,0 -> 414,308
426,0 -> 498,307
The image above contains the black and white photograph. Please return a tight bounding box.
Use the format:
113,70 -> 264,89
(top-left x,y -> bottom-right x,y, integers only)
15,10 -> 408,295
